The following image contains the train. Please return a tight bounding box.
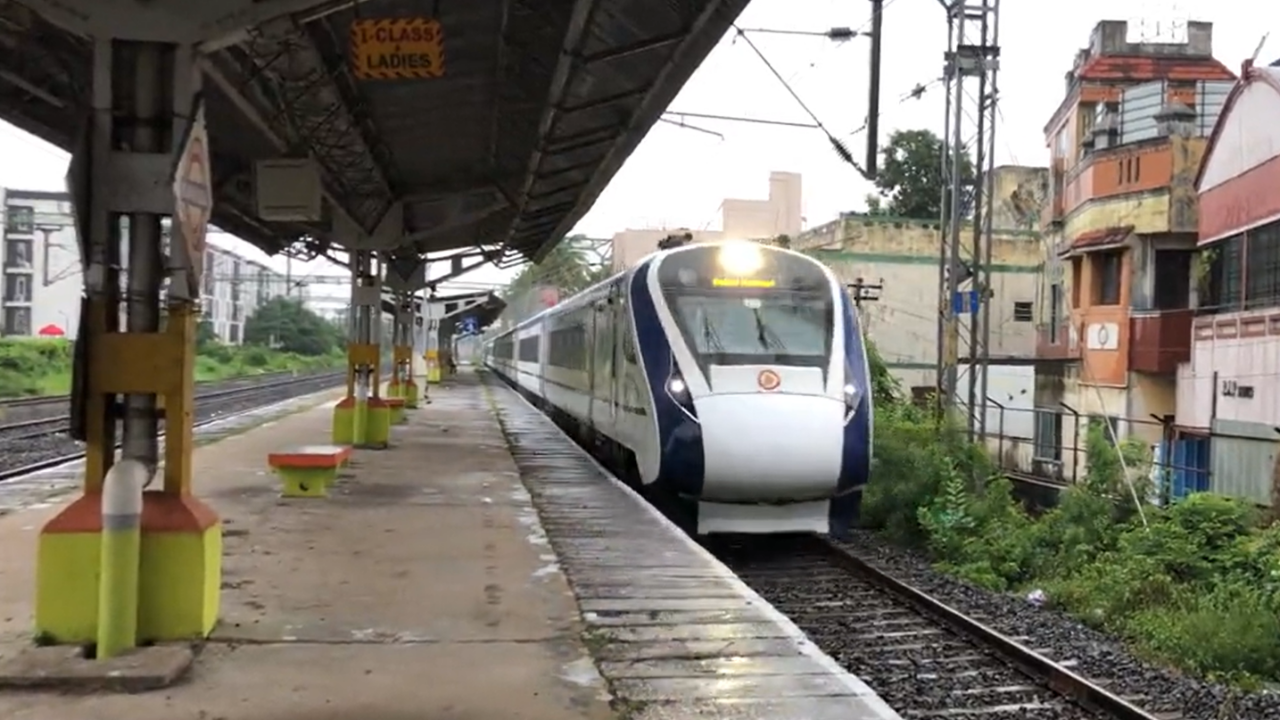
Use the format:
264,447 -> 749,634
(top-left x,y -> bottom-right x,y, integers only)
482,240 -> 874,536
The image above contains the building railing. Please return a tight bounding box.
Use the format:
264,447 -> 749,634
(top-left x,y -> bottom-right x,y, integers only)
1129,308 -> 1193,374
1034,322 -> 1077,360
978,401 -> 1273,506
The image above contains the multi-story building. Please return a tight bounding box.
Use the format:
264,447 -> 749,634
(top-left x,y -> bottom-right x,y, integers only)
1175,59 -> 1280,505
0,188 -> 301,343
610,171 -> 803,271
2,190 -> 80,339
1033,19 -> 1235,483
201,238 -> 307,344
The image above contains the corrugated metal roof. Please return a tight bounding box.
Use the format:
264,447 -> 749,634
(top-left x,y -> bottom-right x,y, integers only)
1060,225 -> 1134,255
1076,55 -> 1237,83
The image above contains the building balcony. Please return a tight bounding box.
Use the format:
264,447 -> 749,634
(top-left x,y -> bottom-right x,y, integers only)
1129,308 -> 1193,374
1035,322 -> 1078,361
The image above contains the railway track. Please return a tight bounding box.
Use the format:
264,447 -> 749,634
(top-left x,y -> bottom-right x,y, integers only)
0,369 -> 349,481
706,534 -> 1178,720
0,370 -> 307,427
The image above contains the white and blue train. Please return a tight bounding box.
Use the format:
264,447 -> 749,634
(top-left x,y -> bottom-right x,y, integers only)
483,240 -> 873,536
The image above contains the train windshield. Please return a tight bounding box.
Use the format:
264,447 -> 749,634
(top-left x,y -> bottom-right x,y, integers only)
657,243 -> 834,370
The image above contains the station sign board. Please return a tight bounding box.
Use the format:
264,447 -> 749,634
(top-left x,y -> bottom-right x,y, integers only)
173,98 -> 212,298
350,18 -> 446,80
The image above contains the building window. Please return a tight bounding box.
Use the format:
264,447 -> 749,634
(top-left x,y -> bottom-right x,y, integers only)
1013,301 -> 1033,322
1033,408 -> 1063,462
1092,251 -> 1123,306
909,386 -> 934,408
4,273 -> 29,303
5,206 -> 33,234
1202,234 -> 1244,312
1246,220 -> 1280,309
1070,258 -> 1082,308
3,306 -> 30,335
4,239 -> 31,268
1152,249 -> 1192,309
1049,284 -> 1063,342
1088,414 -> 1120,442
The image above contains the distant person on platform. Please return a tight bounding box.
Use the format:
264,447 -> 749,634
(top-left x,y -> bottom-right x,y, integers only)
448,356 -> 458,375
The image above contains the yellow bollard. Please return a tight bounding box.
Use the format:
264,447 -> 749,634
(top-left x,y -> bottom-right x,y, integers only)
96,459 -> 147,659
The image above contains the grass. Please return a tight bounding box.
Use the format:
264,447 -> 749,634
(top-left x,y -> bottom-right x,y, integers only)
0,338 -> 344,399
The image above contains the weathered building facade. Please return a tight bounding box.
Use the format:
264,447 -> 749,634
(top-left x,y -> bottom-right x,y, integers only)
1034,19 -> 1235,484
1177,61 -> 1280,505
796,165 -> 1047,394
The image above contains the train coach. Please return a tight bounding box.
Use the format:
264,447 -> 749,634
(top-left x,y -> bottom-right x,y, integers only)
484,240 -> 873,536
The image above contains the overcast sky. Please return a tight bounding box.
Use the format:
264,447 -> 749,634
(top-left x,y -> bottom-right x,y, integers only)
0,0 -> 1270,304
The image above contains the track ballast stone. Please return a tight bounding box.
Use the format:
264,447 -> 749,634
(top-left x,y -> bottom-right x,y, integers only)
838,529 -> 1280,720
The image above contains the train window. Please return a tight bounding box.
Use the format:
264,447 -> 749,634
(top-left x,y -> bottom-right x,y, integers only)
494,335 -> 515,359
666,291 -> 832,371
548,322 -> 588,371
518,335 -> 539,363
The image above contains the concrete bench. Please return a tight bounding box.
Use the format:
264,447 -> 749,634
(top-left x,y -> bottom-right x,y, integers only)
267,445 -> 352,498
384,396 -> 407,425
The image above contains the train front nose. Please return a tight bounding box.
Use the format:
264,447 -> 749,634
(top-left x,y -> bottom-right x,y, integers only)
694,392 -> 846,502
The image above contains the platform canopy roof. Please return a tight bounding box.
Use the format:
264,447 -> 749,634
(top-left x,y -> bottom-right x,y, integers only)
380,289 -> 505,332
0,0 -> 750,266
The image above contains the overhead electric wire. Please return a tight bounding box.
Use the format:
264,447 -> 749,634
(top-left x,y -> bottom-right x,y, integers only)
729,23 -> 867,177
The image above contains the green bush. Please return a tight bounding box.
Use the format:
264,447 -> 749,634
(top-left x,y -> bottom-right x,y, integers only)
863,339 -> 1280,687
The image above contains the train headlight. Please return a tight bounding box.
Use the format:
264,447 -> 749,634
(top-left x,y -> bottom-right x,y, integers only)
842,362 -> 861,420
718,241 -> 764,276
668,377 -> 688,396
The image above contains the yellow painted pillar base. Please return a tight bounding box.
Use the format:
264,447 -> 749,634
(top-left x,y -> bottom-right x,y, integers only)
386,398 -> 406,424
426,352 -> 442,384
35,492 -> 221,644
363,398 -> 392,449
387,380 -> 402,398
332,396 -> 356,445
404,380 -> 420,409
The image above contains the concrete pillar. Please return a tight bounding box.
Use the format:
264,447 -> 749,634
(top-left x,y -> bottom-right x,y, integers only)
37,36 -> 219,648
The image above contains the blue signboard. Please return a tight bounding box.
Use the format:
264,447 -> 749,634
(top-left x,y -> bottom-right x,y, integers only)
459,315 -> 479,336
951,290 -> 979,315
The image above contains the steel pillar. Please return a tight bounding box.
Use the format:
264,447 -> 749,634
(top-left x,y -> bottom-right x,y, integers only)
424,295 -> 443,385
36,38 -> 219,648
388,293 -> 418,409
333,249 -> 390,448
934,0 -> 1001,442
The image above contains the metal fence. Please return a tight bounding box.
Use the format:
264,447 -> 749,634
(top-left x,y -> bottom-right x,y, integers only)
976,402 -> 1266,505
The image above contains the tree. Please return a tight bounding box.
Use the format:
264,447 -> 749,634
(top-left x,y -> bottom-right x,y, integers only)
871,129 -> 976,220
244,297 -> 343,356
195,320 -> 219,351
502,238 -> 594,317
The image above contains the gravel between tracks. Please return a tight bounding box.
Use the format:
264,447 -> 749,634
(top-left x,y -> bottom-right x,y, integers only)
837,529 -> 1280,720
713,536 -> 1094,719
0,371 -> 344,477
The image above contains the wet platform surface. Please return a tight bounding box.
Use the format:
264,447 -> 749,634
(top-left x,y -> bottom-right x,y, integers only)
0,380 -> 613,720
484,372 -> 902,720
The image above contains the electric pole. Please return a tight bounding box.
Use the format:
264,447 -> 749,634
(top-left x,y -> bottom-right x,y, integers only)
935,0 -> 1001,443
848,277 -> 883,309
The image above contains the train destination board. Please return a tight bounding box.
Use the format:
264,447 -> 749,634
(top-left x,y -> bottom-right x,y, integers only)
350,18 -> 445,80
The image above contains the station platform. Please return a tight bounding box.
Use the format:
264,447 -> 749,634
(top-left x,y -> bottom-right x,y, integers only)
0,371 -> 900,720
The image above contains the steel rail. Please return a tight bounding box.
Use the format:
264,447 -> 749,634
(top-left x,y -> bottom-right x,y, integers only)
814,537 -> 1166,720
0,370 -> 347,483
